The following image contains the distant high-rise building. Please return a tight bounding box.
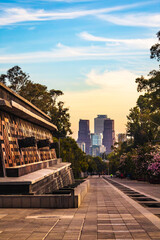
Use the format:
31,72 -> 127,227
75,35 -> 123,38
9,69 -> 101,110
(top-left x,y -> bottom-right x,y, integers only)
118,133 -> 127,143
77,142 -> 86,152
77,119 -> 91,154
94,115 -> 108,135
89,145 -> 106,157
90,133 -> 106,157
91,133 -> 102,146
103,119 -> 115,154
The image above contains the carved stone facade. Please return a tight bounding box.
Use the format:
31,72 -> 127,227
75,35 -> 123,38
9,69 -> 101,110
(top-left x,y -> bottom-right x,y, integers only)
0,111 -> 56,168
0,83 -> 75,195
0,83 -> 59,177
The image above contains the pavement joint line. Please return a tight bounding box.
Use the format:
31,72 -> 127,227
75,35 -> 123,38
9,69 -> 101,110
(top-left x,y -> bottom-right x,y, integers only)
41,219 -> 59,240
103,178 -> 160,230
107,177 -> 160,202
0,214 -> 7,219
98,230 -> 145,233
98,218 -> 128,220
97,223 -> 138,225
26,215 -> 74,219
77,217 -> 85,240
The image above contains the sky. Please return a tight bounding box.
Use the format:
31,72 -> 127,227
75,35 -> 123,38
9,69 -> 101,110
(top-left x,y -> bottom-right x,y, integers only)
0,0 -> 160,139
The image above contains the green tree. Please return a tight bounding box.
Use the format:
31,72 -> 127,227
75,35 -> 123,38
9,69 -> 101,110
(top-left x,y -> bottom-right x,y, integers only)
59,137 -> 88,178
0,66 -> 30,93
127,107 -> 154,145
87,156 -> 97,174
0,74 -> 7,85
20,82 -> 55,114
0,66 -> 72,137
107,141 -> 130,175
150,31 -> 160,61
93,156 -> 107,174
50,102 -> 72,137
127,32 -> 160,146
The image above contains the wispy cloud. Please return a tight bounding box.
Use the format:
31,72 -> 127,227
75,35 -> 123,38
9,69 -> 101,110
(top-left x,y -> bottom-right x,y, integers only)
0,1 -> 156,26
98,13 -> 160,27
28,26 -> 36,30
85,69 -> 138,89
62,68 -> 140,138
39,0 -> 96,2
0,43 -> 148,63
79,32 -> 157,49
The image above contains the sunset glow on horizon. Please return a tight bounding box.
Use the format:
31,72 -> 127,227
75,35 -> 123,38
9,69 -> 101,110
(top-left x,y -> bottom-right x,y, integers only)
0,0 -> 159,139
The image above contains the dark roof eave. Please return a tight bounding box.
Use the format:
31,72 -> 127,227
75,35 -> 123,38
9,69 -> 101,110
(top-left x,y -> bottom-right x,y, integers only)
0,82 -> 51,120
0,98 -> 57,131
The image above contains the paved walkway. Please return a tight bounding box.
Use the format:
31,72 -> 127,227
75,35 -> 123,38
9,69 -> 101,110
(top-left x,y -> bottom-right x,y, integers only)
106,177 -> 160,200
0,177 -> 160,239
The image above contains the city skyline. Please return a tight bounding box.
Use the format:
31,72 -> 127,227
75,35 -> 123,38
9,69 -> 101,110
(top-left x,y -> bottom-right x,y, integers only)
77,115 -> 115,155
0,0 -> 160,139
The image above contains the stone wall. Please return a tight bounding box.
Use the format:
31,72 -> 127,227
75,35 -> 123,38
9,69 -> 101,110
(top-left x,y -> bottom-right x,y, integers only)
31,165 -> 74,194
0,180 -> 90,208
0,111 -> 56,174
0,111 -> 56,166
0,83 -> 76,197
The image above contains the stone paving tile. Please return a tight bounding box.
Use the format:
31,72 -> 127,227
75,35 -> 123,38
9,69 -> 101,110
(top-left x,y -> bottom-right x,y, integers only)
8,233 -> 31,240
45,233 -> 64,240
0,177 -> 160,239
131,232 -> 152,239
26,232 -> 47,240
148,231 -> 160,238
98,220 -> 111,224
98,225 -> 113,231
114,231 -> 133,239
81,234 -> 97,240
63,233 -> 80,239
97,232 -> 115,239
112,225 -> 128,231
0,233 -> 15,240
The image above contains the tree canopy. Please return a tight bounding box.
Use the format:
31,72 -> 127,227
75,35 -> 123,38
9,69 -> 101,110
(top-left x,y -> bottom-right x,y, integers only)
0,66 -> 30,93
150,31 -> 160,61
127,32 -> 160,146
0,66 -> 72,137
0,65 -> 108,178
108,31 -> 160,182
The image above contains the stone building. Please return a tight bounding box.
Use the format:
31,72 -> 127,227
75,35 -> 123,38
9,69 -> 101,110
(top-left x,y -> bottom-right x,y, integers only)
77,119 -> 91,154
94,115 -> 108,135
0,82 -> 74,194
103,118 -> 115,154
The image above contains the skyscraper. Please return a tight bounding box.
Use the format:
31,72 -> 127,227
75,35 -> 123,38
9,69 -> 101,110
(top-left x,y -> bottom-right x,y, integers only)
118,133 -> 127,143
103,119 -> 115,154
91,133 -> 102,146
94,115 -> 108,135
77,142 -> 86,153
90,133 -> 106,157
77,119 -> 91,154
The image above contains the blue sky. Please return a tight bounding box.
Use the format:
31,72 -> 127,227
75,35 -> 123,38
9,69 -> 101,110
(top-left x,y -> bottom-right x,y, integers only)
0,0 -> 160,138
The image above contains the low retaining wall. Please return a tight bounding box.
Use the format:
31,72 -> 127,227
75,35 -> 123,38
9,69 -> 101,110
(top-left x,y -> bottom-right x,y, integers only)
0,179 -> 90,208
75,179 -> 90,207
0,162 -> 74,195
6,158 -> 59,177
